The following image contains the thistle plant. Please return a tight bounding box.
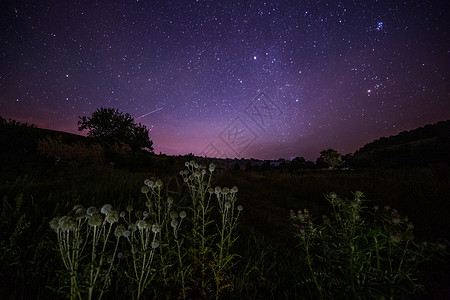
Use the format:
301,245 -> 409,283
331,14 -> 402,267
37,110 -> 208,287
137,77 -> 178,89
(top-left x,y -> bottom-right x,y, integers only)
179,161 -> 243,299
50,204 -> 122,300
291,191 -> 441,299
123,179 -> 165,300
290,208 -> 325,298
50,211 -> 83,300
50,161 -> 243,299
212,185 -> 242,298
180,161 -> 216,294
170,208 -> 189,299
87,204 -> 121,299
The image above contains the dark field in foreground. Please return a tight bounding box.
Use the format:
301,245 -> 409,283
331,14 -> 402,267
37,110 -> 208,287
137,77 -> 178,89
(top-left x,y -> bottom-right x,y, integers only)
1,151 -> 449,299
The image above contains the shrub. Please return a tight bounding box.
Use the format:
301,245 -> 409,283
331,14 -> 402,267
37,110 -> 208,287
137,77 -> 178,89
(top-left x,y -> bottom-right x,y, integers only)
290,191 -> 444,299
37,136 -> 105,164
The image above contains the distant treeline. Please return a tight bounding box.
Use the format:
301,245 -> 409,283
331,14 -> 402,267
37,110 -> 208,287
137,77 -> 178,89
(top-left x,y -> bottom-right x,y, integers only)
1,116 -> 449,170
352,120 -> 450,168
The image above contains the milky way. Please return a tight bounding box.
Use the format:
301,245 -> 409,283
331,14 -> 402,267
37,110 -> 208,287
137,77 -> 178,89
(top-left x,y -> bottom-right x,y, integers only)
1,1 -> 449,160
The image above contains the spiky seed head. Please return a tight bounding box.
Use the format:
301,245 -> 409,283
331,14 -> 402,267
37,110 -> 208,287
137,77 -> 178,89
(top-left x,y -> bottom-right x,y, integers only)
237,205 -> 243,211
88,214 -> 103,227
75,207 -> 86,219
209,163 -> 215,172
155,179 -> 163,188
215,186 -> 222,194
185,161 -> 190,167
170,211 -> 179,219
405,232 -> 415,241
136,220 -> 147,229
222,187 -> 230,194
135,210 -> 142,219
151,241 -> 160,249
128,223 -> 137,232
152,224 -> 161,233
329,192 -> 337,199
101,204 -> 113,215
126,204 -> 133,212
114,224 -> 126,238
86,206 -> 97,216
231,186 -> 238,193
123,230 -> 131,238
106,211 -> 119,224
171,219 -> 178,228
390,233 -> 402,243
354,191 -> 364,198
58,216 -> 76,231
299,225 -> 305,235
72,204 -> 83,212
141,186 -> 149,194
224,201 -> 231,209
61,217 -> 75,231
50,217 -> 61,231
179,211 -> 187,219
392,216 -> 401,224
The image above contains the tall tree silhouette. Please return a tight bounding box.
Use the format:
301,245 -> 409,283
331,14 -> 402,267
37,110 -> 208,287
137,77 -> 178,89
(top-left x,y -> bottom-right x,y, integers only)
78,107 -> 153,152
318,149 -> 342,170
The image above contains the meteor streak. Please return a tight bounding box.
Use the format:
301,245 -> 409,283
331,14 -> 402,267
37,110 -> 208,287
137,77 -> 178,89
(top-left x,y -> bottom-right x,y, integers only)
136,107 -> 163,119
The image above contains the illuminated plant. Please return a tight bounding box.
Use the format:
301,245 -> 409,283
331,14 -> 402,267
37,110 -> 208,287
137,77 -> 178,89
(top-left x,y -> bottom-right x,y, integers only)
50,204 -> 121,300
51,161 -> 243,299
179,161 -> 243,299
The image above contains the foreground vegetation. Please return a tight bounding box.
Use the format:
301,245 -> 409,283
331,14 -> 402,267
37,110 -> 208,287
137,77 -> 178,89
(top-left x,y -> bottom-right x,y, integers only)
1,152 -> 449,298
0,120 -> 449,298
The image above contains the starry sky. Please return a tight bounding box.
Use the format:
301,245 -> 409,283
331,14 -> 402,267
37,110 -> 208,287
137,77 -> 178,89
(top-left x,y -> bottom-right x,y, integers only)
1,0 -> 449,160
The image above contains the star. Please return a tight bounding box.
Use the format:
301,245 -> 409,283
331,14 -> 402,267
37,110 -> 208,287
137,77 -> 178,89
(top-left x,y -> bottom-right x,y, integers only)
0,1 -> 447,161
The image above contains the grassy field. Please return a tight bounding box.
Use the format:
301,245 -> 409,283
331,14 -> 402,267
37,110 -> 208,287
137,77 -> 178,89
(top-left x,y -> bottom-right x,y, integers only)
1,150 -> 449,299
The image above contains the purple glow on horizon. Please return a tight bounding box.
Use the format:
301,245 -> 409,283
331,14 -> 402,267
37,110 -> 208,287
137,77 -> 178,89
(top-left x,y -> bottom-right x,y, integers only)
1,1 -> 449,160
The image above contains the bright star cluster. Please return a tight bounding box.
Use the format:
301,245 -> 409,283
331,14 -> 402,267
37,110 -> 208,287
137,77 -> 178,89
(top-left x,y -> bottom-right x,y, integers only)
1,1 -> 449,160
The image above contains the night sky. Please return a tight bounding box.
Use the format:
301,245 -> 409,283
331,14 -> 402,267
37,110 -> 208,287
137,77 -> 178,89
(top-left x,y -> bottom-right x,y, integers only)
1,1 -> 449,160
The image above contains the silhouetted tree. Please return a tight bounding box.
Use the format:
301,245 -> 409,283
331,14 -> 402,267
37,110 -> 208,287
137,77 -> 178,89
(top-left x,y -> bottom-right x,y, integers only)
318,149 -> 342,169
78,107 -> 153,152
290,157 -> 306,171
